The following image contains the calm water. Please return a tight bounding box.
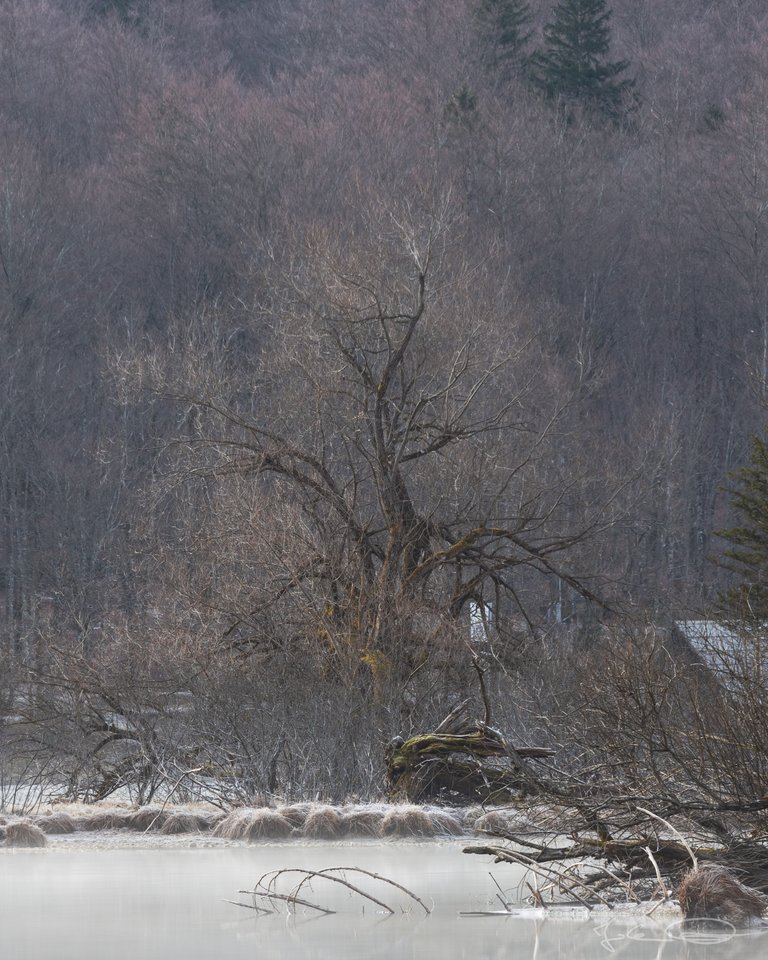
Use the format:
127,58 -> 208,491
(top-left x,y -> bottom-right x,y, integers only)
1,840 -> 766,960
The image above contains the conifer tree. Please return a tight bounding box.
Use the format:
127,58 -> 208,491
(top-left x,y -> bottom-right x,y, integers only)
476,0 -> 533,86
531,0 -> 633,117
717,435 -> 768,621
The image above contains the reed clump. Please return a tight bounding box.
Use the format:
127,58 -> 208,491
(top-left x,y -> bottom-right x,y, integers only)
212,808 -> 293,840
276,803 -> 312,829
158,811 -> 212,835
471,809 -> 521,835
340,807 -> 384,837
35,812 -> 77,835
126,807 -> 169,831
381,805 -> 440,837
678,864 -> 768,924
302,805 -> 343,839
5,820 -> 48,847
81,809 -> 134,831
429,809 -> 465,836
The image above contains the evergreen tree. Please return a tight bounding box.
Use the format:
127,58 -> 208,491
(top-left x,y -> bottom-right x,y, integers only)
717,435 -> 768,621
476,0 -> 533,86
531,0 -> 633,118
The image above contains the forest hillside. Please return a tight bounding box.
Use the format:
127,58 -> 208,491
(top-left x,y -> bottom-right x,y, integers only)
2,0 -> 768,801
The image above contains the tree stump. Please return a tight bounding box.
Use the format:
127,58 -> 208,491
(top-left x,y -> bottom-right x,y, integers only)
384,701 -> 553,804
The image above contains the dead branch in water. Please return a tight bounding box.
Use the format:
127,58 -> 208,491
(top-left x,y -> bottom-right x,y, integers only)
240,866 -> 429,917
293,867 -> 431,916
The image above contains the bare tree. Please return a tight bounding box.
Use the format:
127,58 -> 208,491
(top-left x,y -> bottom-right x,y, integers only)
124,190 -> 621,701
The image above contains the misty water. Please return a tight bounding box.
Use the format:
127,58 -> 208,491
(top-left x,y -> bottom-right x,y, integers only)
2,839 -> 767,960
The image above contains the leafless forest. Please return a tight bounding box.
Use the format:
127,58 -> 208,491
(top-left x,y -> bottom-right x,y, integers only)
1,0 -> 768,806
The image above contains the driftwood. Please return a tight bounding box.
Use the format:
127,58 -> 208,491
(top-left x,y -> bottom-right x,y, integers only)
231,866 -> 430,916
385,700 -> 554,804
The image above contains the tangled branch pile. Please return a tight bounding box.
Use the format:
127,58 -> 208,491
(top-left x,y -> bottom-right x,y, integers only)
460,621 -> 768,918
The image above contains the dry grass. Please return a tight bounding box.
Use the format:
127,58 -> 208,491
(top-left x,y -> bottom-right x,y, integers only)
126,807 -> 169,831
381,805 -> 439,837
340,807 -> 384,837
5,821 -> 48,847
678,865 -> 768,924
35,812 -> 78,835
212,808 -> 294,841
158,812 -> 210,835
302,805 -> 343,839
80,810 -> 134,831
276,803 -> 313,828
428,809 -> 465,836
471,809 -> 521,835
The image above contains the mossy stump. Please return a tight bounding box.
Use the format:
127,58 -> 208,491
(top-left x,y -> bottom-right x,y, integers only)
384,703 -> 552,805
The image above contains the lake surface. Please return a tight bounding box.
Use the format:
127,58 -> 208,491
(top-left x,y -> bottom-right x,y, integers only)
1,839 -> 766,959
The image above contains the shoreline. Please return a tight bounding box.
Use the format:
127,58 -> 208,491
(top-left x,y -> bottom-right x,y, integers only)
0,799 -> 524,846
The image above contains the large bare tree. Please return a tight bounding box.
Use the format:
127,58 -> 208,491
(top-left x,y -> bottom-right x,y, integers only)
128,191 -> 620,692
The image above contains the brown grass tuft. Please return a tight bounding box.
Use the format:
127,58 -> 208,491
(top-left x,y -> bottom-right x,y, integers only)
35,812 -> 78,835
302,804 -> 342,839
428,809 -> 465,836
340,807 -> 384,837
158,812 -> 206,835
212,808 -> 293,841
678,864 -> 768,924
126,807 -> 169,831
275,803 -> 312,828
471,809 -> 520,835
5,820 -> 48,847
381,805 -> 438,837
81,810 -> 134,831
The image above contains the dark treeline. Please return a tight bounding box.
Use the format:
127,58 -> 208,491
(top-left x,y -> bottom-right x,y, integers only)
1,0 -> 768,802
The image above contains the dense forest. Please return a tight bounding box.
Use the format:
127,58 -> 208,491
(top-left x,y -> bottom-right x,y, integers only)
2,0 -> 768,803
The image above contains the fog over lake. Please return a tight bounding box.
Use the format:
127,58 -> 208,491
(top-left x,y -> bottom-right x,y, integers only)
2,839 -> 766,960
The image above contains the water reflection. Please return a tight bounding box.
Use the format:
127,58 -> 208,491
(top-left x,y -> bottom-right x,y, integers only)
0,842 -> 766,960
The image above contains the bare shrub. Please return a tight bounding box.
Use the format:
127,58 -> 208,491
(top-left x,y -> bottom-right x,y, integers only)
511,617 -> 768,844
